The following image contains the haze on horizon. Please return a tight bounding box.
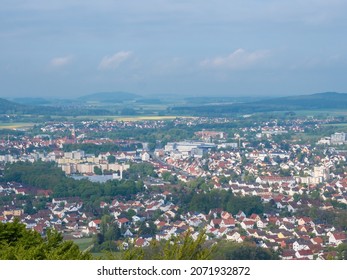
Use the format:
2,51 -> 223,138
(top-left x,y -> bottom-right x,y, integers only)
1,0 -> 347,99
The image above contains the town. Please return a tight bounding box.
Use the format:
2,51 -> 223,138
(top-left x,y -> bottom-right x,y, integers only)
0,115 -> 346,260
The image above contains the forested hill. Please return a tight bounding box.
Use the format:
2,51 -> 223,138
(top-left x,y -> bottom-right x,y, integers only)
0,98 -> 28,114
255,92 -> 347,109
0,92 -> 139,115
0,97 -> 111,116
0,97 -> 70,115
78,91 -> 139,103
171,92 -> 347,115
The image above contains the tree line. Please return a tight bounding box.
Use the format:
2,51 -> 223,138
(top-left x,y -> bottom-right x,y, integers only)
1,161 -> 143,211
175,188 -> 264,216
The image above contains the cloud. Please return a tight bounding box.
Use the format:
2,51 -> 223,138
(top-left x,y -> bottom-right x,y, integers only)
50,55 -> 73,67
98,51 -> 133,70
200,48 -> 270,70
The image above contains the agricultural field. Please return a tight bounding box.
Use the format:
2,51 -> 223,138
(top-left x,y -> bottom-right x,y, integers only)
322,123 -> 347,128
113,115 -> 185,121
293,110 -> 347,117
0,123 -> 35,130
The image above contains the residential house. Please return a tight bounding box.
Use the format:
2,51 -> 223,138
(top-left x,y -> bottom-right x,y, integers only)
329,232 -> 346,245
88,219 -> 101,229
116,218 -> 130,228
210,219 -> 222,228
257,219 -> 268,229
225,231 -> 243,243
240,220 -> 255,230
292,240 -> 311,251
220,218 -> 236,228
135,238 -> 150,247
281,249 -> 296,260
295,249 -> 314,260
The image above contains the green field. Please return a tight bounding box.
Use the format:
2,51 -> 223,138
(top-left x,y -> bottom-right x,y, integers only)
292,110 -> 347,117
73,237 -> 93,251
322,123 -> 347,128
0,123 -> 35,130
73,238 -> 123,259
113,115 -> 184,121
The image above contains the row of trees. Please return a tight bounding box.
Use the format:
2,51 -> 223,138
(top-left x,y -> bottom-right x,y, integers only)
63,142 -> 141,155
175,189 -> 264,216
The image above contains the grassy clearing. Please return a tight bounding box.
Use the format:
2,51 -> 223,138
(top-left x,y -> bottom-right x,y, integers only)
73,237 -> 93,251
292,133 -> 321,144
73,238 -> 123,259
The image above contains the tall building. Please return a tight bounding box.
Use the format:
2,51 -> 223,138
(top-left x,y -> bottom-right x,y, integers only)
331,132 -> 347,145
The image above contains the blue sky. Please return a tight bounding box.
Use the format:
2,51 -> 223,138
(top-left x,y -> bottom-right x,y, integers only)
1,0 -> 347,98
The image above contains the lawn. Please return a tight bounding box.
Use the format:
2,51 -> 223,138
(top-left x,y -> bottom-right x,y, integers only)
73,238 -> 123,259
73,237 -> 93,251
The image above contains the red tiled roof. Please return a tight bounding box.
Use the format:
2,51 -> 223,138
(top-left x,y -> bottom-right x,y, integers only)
332,233 -> 346,240
297,249 -> 313,256
118,218 -> 129,223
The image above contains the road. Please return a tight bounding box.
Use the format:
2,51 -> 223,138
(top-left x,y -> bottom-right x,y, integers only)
149,152 -> 196,179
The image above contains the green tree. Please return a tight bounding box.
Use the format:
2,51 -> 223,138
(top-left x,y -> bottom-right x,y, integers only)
104,224 -> 122,242
337,243 -> 347,260
293,193 -> 301,202
94,166 -> 103,175
161,171 -> 171,181
125,163 -> 156,180
125,209 -> 137,220
107,155 -> 116,164
213,240 -> 279,260
24,199 -> 36,215
100,215 -> 112,235
121,231 -> 214,260
0,219 -> 91,260
138,221 -> 157,236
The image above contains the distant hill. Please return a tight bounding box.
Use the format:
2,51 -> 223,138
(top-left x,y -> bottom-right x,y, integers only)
0,97 -> 66,115
254,92 -> 347,109
135,98 -> 162,104
12,97 -> 50,105
171,92 -> 347,115
0,97 -> 112,116
78,91 -> 140,103
184,96 -> 264,105
0,98 -> 27,114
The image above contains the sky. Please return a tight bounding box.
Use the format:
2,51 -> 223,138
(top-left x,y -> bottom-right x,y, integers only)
1,0 -> 347,98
